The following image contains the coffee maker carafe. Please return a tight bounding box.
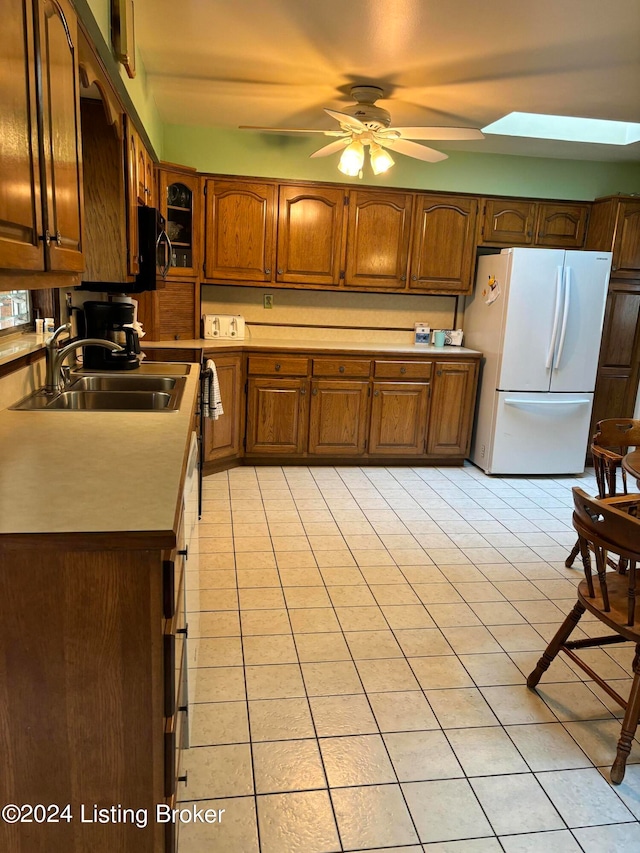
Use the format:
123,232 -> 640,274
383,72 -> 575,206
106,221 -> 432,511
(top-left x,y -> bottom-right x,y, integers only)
82,301 -> 140,370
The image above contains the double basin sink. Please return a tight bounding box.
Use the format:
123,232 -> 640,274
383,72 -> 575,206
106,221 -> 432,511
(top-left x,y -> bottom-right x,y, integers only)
12,365 -> 188,412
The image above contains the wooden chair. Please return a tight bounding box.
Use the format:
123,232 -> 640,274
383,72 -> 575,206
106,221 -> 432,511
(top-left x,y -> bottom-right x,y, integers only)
565,418 -> 640,568
528,487 -> 640,784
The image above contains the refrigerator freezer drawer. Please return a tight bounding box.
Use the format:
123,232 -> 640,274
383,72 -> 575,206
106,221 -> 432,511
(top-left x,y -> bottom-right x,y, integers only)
486,391 -> 594,475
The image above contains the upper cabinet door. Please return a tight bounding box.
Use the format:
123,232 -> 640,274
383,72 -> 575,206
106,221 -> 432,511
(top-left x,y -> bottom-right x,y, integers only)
159,168 -> 200,278
535,202 -> 589,248
480,198 -> 535,246
344,190 -> 412,289
124,117 -> 139,275
612,200 -> 640,277
37,0 -> 83,272
410,195 -> 478,294
204,179 -> 276,282
0,0 -> 43,271
277,185 -> 346,286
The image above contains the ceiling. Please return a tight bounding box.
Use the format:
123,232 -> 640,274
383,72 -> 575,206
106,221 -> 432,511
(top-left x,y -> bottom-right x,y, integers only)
136,0 -> 640,162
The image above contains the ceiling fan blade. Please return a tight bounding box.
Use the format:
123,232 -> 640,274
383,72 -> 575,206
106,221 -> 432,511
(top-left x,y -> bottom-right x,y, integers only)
310,139 -> 350,159
384,138 -> 449,163
388,126 -> 485,141
239,125 -> 345,136
324,109 -> 367,131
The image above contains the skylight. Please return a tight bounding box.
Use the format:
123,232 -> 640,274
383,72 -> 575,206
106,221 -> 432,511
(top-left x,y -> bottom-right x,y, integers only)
482,112 -> 640,145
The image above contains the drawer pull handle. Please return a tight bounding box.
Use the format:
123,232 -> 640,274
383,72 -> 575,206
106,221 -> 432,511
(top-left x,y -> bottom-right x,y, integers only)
400,367 -> 406,374
275,363 -> 281,371
339,365 -> 345,373
178,771 -> 188,785
177,626 -> 188,637
178,546 -> 188,559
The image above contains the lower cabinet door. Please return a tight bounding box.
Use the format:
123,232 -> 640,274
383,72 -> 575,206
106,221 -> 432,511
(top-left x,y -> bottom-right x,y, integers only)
246,377 -> 309,454
368,382 -> 430,455
308,380 -> 369,455
203,354 -> 243,461
427,361 -> 478,456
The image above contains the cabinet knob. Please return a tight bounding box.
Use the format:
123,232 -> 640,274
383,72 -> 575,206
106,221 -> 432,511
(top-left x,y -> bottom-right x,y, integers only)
437,370 -> 442,376
612,265 -> 618,271
400,367 -> 406,374
275,363 -> 281,371
265,268 -> 271,275
311,388 -> 317,396
374,390 -> 380,397
301,387 -> 307,395
339,365 -> 345,373
412,275 -> 417,281
277,268 -> 283,275
400,275 -> 406,282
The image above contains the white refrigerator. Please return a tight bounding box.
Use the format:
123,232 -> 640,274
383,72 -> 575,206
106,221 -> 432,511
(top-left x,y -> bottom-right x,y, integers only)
464,248 -> 612,475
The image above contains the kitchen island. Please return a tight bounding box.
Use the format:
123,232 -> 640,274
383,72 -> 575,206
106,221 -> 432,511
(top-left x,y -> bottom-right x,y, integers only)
0,362 -> 200,853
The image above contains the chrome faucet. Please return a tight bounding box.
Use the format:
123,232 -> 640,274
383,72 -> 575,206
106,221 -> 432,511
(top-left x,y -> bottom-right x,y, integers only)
44,323 -> 123,395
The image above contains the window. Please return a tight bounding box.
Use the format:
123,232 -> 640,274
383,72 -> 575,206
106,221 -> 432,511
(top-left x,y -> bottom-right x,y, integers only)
0,290 -> 31,336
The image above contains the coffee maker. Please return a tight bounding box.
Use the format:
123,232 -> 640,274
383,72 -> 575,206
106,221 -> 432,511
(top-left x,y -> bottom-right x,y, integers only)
81,301 -> 141,370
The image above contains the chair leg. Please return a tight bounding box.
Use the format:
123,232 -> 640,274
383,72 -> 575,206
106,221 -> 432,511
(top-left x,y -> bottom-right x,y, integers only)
611,644 -> 640,784
527,601 -> 585,689
565,539 -> 580,568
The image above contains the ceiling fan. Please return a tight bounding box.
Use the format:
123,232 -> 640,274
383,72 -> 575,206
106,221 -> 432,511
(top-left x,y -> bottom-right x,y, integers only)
240,85 -> 484,177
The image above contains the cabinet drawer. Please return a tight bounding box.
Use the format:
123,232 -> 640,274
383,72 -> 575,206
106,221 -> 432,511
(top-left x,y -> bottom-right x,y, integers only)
248,355 -> 308,376
164,702 -> 187,798
374,360 -> 432,379
162,547 -> 186,619
312,358 -> 371,377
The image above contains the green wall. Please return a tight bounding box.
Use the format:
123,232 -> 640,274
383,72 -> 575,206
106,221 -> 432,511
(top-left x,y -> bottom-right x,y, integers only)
163,125 -> 640,200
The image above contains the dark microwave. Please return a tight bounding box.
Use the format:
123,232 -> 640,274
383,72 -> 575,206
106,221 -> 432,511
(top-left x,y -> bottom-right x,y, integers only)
79,206 -> 170,293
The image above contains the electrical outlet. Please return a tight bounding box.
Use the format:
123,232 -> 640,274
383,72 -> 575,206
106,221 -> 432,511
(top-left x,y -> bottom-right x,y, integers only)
263,294 -> 273,309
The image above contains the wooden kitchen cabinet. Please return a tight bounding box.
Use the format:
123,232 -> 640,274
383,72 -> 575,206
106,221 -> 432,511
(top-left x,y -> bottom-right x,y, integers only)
277,184 -> 346,286
427,360 -> 478,456
409,194 -> 478,293
535,202 -> 589,248
369,381 -> 430,455
203,353 -> 244,463
203,179 -> 276,282
480,198 -> 536,245
480,198 -> 589,248
0,0 -> 83,280
158,165 -> 200,278
344,190 -> 412,288
586,195 -> 640,277
246,377 -> 310,454
308,379 -> 370,454
585,196 -> 640,433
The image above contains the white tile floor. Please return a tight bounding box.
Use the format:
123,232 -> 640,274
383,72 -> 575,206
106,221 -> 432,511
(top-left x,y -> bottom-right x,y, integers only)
178,463 -> 640,853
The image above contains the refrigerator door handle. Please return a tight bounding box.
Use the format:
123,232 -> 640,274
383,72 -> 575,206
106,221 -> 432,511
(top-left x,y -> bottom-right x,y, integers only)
553,266 -> 571,370
504,398 -> 591,407
545,266 -> 564,369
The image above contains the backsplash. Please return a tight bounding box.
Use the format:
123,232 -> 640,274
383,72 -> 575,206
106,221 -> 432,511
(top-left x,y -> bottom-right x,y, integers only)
201,285 -> 457,341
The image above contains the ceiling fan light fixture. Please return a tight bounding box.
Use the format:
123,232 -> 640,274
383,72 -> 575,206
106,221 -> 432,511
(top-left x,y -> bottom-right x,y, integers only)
369,143 -> 394,175
338,139 -> 364,176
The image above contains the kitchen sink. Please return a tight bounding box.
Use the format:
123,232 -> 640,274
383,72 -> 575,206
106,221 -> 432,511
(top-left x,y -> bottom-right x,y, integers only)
11,373 -> 187,412
68,375 -> 178,392
46,390 -> 174,410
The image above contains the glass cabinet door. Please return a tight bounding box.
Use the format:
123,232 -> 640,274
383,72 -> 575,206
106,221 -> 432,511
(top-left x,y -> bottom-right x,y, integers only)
159,169 -> 200,278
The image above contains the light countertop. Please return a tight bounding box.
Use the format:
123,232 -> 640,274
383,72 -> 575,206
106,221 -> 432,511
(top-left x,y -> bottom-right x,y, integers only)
0,362 -> 200,544
142,336 -> 482,357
